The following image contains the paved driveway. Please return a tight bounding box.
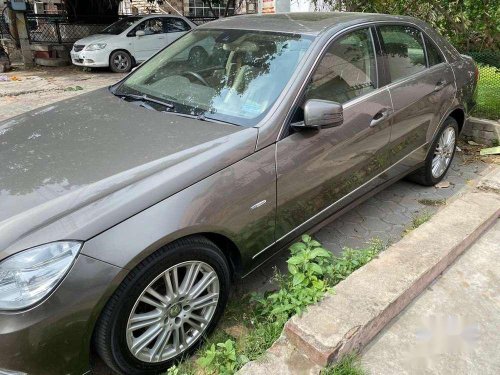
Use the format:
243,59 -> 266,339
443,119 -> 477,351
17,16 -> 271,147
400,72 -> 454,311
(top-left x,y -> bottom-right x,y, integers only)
0,66 -> 125,121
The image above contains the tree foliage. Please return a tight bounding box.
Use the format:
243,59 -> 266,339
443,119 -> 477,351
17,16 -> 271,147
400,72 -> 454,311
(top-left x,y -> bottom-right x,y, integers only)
316,0 -> 499,51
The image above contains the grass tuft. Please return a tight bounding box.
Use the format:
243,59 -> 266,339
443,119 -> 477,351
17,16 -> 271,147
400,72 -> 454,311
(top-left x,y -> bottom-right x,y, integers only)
321,354 -> 366,375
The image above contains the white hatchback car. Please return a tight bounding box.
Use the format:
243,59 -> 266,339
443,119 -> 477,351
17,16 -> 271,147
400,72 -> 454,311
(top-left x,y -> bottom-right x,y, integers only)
71,15 -> 196,72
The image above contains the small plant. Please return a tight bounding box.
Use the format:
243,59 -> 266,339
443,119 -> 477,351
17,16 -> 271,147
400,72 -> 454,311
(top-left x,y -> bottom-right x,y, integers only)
329,239 -> 384,286
404,211 -> 432,235
321,354 -> 366,375
252,234 -> 334,321
197,339 -> 249,375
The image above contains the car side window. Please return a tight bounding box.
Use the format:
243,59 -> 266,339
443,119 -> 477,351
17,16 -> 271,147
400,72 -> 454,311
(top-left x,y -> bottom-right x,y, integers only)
134,18 -> 164,35
165,18 -> 191,33
424,36 -> 444,66
304,28 -> 377,104
379,25 -> 426,82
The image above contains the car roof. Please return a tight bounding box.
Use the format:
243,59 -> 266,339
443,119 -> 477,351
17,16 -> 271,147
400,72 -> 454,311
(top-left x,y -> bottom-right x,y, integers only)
199,12 -> 418,36
134,14 -> 186,20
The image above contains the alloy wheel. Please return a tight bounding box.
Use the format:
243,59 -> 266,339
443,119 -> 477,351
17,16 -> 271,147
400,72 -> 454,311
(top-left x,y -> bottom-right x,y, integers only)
126,261 -> 219,363
113,53 -> 130,72
431,126 -> 456,178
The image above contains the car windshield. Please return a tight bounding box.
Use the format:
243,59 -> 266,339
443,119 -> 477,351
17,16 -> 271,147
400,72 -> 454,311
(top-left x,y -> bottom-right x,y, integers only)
116,29 -> 313,126
101,16 -> 142,35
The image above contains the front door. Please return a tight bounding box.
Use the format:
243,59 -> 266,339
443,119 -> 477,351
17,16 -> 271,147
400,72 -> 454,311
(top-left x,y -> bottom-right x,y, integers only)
131,18 -> 168,62
275,27 -> 393,239
377,24 -> 456,164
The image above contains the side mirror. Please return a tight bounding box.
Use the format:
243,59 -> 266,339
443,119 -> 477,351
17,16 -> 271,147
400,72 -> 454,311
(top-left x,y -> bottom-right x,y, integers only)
136,30 -> 145,37
299,99 -> 344,129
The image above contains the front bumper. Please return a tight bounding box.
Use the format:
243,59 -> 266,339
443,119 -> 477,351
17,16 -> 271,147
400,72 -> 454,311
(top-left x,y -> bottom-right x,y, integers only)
70,49 -> 109,68
0,254 -> 122,375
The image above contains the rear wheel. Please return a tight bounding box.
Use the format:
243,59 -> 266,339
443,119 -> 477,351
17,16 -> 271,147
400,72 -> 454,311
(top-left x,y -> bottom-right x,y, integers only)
94,236 -> 230,374
110,50 -> 132,73
408,117 -> 458,186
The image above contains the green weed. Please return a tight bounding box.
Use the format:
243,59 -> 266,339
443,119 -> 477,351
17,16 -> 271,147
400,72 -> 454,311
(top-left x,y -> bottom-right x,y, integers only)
321,354 -> 366,375
404,212 -> 432,235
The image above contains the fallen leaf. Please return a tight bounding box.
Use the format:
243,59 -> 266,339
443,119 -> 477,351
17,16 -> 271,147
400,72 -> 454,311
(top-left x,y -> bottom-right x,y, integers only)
435,181 -> 451,188
467,140 -> 480,146
456,146 -> 462,152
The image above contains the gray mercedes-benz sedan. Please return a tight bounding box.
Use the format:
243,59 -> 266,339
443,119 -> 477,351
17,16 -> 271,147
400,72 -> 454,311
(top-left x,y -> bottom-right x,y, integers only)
0,12 -> 477,375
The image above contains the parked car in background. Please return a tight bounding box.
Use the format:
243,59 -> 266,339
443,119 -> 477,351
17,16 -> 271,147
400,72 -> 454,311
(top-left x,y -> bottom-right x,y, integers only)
70,15 -> 196,72
0,12 -> 478,375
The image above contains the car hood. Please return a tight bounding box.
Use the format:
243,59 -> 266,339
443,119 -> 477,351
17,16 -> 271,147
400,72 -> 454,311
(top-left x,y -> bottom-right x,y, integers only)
74,33 -> 117,45
0,89 -> 258,258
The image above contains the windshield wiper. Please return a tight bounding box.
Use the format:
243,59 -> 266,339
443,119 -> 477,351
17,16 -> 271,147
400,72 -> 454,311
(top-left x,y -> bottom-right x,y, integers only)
117,92 -> 174,109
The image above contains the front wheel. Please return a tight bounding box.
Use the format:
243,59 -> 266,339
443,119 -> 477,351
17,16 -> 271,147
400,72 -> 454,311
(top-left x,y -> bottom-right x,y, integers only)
94,236 -> 230,374
408,117 -> 458,186
110,50 -> 133,73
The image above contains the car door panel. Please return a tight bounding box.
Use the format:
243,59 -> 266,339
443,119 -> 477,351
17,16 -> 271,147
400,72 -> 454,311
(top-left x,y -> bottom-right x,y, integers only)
130,18 -> 167,61
378,25 -> 456,165
275,89 -> 393,239
388,65 -> 455,162
273,27 -> 393,240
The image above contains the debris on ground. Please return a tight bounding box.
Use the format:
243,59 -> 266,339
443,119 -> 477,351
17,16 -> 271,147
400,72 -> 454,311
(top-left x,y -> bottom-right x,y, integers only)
418,198 -> 447,206
456,146 -> 462,152
467,140 -> 481,146
0,75 -> 7,82
435,181 -> 451,188
64,86 -> 84,91
10,76 -> 22,81
480,146 -> 500,156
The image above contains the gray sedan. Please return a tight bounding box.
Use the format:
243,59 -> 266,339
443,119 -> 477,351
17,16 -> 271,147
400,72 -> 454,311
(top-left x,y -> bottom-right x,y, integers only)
0,12 -> 477,375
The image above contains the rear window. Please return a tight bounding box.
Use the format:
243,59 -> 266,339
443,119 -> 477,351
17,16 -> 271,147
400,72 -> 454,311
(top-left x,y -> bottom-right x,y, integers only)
424,36 -> 444,66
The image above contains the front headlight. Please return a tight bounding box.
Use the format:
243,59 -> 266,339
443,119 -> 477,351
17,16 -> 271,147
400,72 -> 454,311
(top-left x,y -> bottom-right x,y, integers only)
85,43 -> 107,51
0,241 -> 82,310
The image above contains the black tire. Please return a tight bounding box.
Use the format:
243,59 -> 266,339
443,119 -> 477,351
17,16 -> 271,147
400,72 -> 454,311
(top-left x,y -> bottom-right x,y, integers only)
94,236 -> 230,375
110,50 -> 133,73
407,117 -> 459,186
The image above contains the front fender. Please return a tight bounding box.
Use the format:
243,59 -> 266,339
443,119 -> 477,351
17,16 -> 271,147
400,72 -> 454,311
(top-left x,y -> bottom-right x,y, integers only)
81,143 -> 277,273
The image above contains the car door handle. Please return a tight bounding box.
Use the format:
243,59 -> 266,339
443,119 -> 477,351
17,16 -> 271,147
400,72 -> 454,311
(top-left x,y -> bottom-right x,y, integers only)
434,80 -> 447,92
370,108 -> 390,127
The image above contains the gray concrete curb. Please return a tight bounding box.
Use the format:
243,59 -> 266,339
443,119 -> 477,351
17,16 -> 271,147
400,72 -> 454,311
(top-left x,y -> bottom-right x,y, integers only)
463,117 -> 500,146
238,166 -> 500,374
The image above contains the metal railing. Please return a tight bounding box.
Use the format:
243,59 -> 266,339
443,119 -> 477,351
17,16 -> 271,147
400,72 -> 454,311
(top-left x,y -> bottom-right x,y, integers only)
25,13 -> 109,44
24,13 -> 220,44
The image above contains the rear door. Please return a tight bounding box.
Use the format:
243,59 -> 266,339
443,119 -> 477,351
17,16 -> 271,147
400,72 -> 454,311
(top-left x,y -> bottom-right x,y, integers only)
377,24 -> 456,166
275,27 -> 393,239
164,17 -> 192,45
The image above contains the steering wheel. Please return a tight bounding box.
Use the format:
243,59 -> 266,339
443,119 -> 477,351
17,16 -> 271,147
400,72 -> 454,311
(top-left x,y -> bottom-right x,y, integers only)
182,71 -> 209,87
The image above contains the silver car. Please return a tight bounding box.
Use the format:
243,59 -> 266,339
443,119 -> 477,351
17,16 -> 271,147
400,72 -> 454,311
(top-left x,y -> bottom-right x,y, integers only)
0,12 -> 477,375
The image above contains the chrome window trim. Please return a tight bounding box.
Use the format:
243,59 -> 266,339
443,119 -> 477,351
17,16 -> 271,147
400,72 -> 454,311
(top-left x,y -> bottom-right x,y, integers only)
277,20 -> 452,141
